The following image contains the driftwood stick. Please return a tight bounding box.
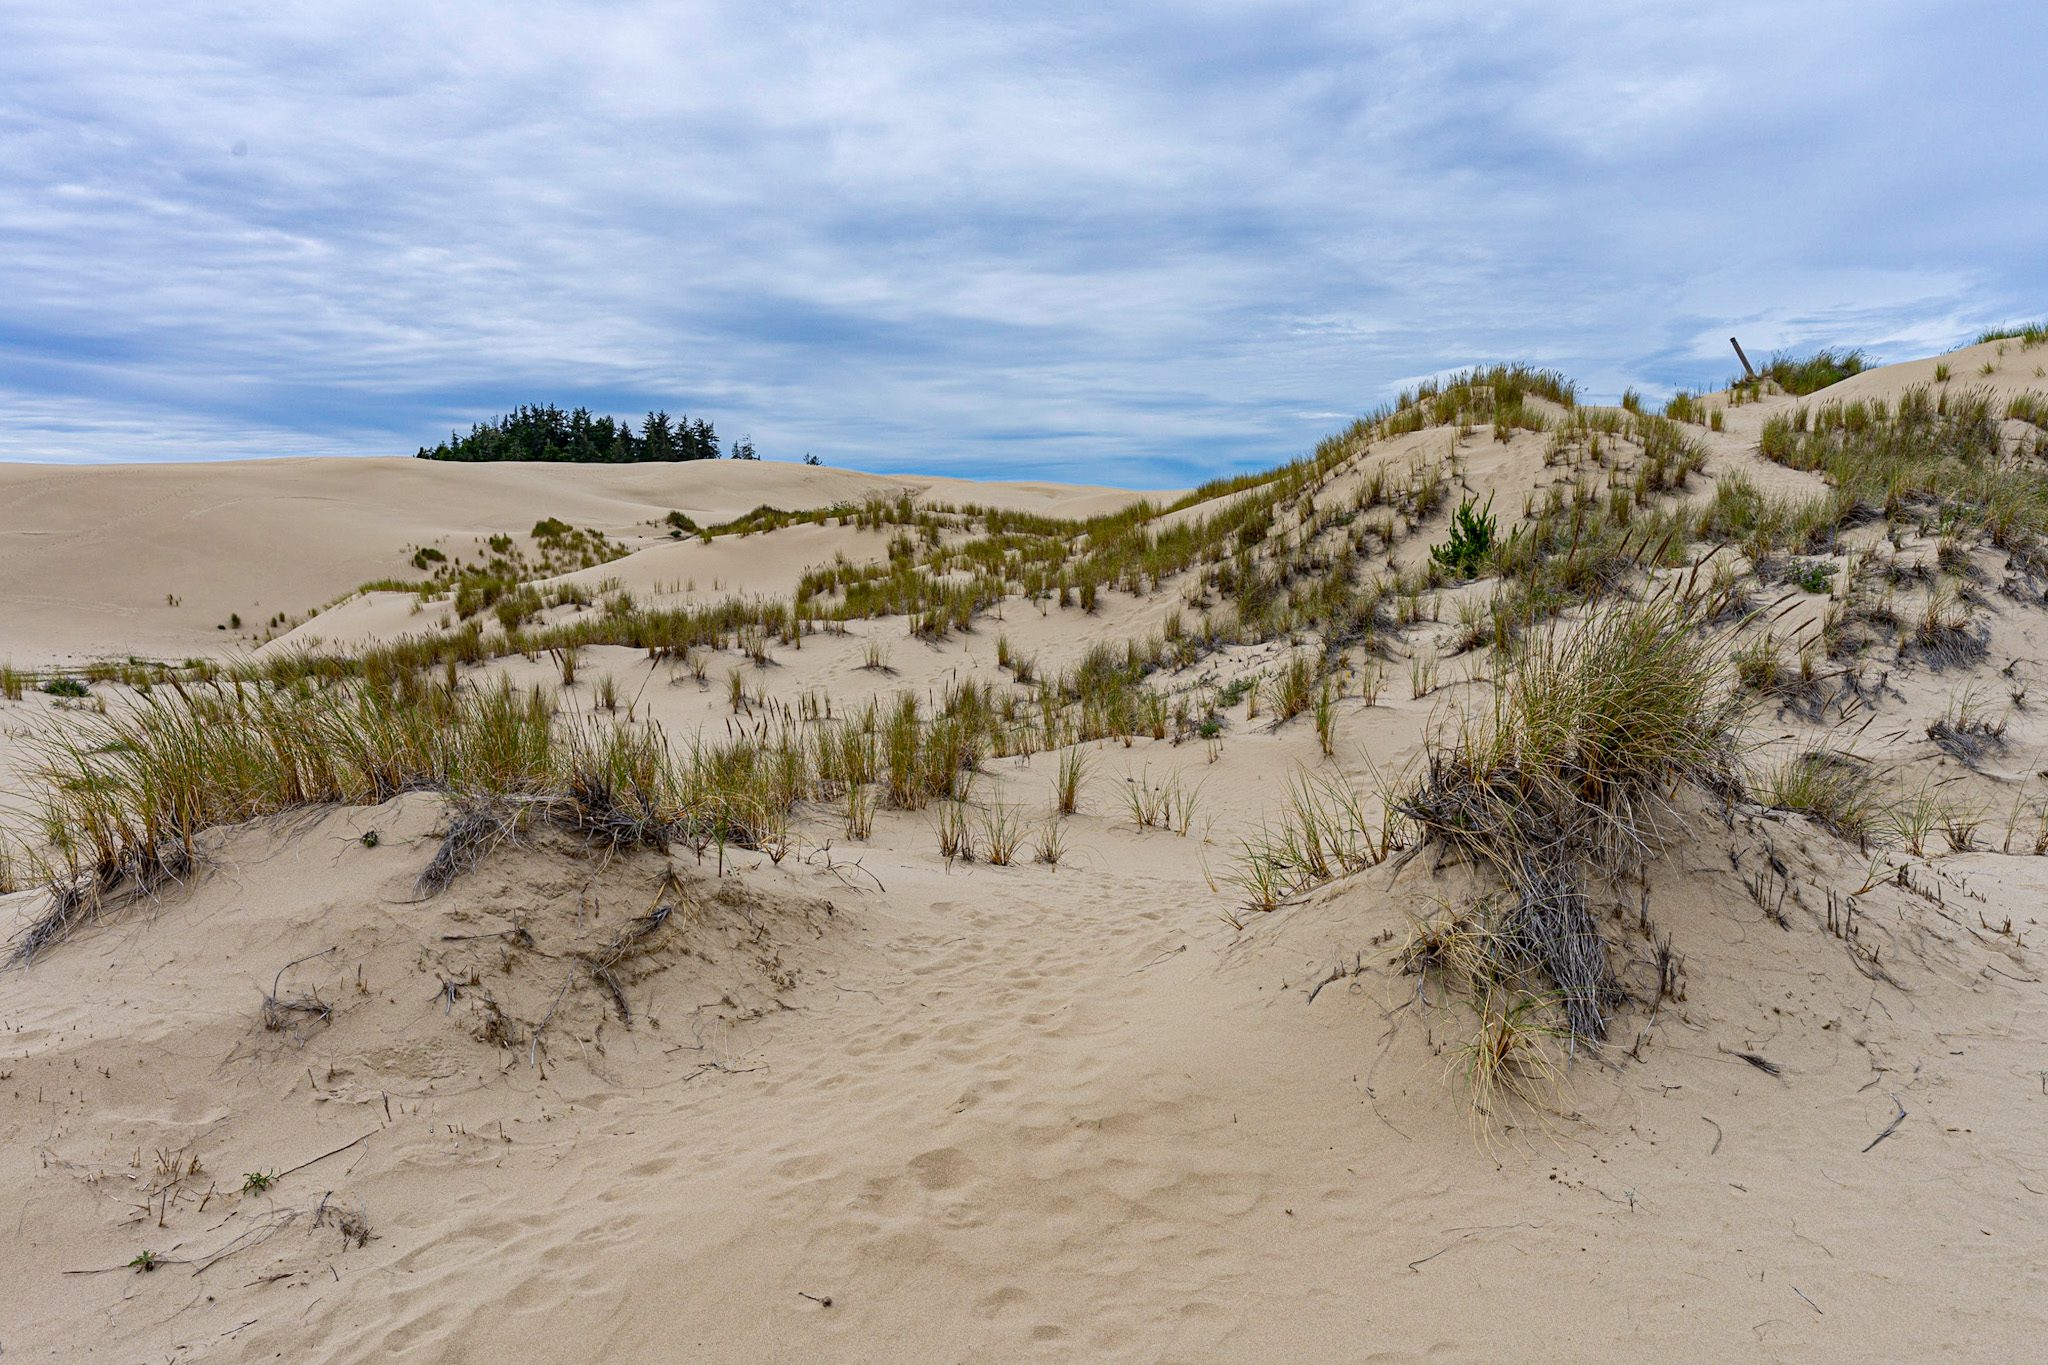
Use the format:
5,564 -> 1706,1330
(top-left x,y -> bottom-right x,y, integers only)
276,1129 -> 376,1181
1730,336 -> 1758,380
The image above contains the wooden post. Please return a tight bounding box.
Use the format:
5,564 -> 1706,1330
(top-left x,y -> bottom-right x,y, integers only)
1729,336 -> 1758,380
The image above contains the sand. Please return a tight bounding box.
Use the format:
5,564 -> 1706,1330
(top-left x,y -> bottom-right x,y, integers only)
3,343 -> 2047,1361
0,458 -> 1167,668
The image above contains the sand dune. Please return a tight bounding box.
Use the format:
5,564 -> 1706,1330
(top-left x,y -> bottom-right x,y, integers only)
5,343 -> 2048,1361
0,458 -> 1166,667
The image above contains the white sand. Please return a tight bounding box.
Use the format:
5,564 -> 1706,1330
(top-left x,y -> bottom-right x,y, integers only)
3,344 -> 2047,1360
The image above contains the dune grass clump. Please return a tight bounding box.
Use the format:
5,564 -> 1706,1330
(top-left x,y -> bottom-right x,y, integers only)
1732,348 -> 1866,397
1231,769 -> 1408,910
1053,747 -> 1089,816
8,673 -> 831,961
1395,594 -> 1742,1043
1976,322 -> 2047,348
1273,654 -> 1317,722
1454,989 -> 1569,1119
1757,748 -> 1879,844
13,679 -> 564,955
1762,386 -> 2047,556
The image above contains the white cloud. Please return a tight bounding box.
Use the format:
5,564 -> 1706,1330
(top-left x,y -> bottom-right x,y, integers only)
0,0 -> 2042,479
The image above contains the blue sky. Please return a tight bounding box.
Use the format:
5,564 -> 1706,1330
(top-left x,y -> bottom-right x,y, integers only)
2,1 -> 2043,484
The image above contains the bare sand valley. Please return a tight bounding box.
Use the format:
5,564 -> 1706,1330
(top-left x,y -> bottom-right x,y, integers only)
3,342 -> 2047,1361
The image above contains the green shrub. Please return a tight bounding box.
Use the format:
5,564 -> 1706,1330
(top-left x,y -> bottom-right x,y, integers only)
1430,496 -> 1497,578
1790,561 -> 1833,594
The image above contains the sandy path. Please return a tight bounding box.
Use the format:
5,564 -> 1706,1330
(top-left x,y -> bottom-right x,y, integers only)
5,782 -> 2030,1362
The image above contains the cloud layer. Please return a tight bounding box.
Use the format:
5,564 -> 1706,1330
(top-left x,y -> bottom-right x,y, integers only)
3,1 -> 2044,482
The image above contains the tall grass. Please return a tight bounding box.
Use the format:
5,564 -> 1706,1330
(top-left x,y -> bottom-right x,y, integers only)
1395,594 -> 1742,1043
1054,747 -> 1090,816
1976,321 -> 2047,347
1231,768 -> 1407,910
1761,386 -> 2048,554
8,675 -> 838,962
1735,348 -> 1867,396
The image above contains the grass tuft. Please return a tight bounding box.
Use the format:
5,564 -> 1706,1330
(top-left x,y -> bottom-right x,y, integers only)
1395,594 -> 1742,1042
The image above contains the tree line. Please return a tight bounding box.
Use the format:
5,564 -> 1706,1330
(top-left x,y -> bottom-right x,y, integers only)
415,404 -> 757,463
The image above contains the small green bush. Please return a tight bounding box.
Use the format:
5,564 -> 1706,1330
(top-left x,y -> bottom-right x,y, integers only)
1430,496 -> 1497,579
1790,561 -> 1833,594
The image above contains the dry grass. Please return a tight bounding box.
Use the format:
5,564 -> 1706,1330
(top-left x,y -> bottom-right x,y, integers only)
1758,747 -> 1879,843
7,675 -> 819,961
1230,768 -> 1408,910
1453,989 -> 1569,1123
1395,594 -> 1742,1042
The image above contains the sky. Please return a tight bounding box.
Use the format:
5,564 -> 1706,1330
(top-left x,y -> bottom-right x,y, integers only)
2,1 -> 2044,485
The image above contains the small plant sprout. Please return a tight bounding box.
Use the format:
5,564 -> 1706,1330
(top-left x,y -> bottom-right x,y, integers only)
981,803 -> 1023,865
1314,679 -> 1337,757
1032,821 -> 1066,866
129,1250 -> 162,1273
241,1170 -> 277,1194
844,783 -> 876,840
1054,747 -> 1089,816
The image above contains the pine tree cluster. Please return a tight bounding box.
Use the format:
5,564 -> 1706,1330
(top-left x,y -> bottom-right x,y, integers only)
416,404 -> 758,462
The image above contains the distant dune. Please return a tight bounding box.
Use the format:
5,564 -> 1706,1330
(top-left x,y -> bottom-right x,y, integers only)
0,457 -> 1167,667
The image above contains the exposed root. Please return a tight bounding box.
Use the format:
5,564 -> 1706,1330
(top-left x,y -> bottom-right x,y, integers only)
415,799 -> 519,898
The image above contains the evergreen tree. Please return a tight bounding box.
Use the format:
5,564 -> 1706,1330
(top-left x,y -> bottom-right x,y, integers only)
415,401 -> 735,463
642,411 -> 676,461
688,418 -> 719,460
